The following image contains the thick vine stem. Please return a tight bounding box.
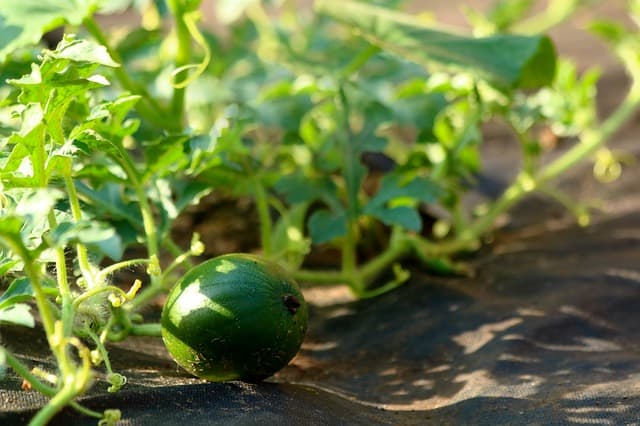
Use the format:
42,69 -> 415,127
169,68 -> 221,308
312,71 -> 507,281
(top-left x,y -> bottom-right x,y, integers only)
251,174 -> 273,258
130,323 -> 162,337
167,0 -> 193,122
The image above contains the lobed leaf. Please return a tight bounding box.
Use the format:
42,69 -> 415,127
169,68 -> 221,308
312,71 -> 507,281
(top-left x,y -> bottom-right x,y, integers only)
0,302 -> 34,327
50,220 -> 124,261
308,209 -> 347,244
0,277 -> 58,310
0,1 -> 131,62
316,0 -> 556,89
0,259 -> 20,277
0,0 -> 89,61
363,173 -> 442,231
0,277 -> 33,310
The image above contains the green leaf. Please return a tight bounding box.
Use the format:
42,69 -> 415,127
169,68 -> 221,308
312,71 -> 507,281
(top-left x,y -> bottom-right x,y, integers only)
170,180 -> 212,214
0,276 -> 58,308
0,216 -> 33,261
87,95 -> 140,129
50,220 -> 123,260
316,0 -> 556,89
15,188 -> 63,219
308,209 -> 347,244
275,174 -> 342,211
0,259 -> 20,276
369,205 -> 421,231
142,136 -> 189,180
75,182 -> 143,229
363,172 -> 442,231
149,179 -> 212,238
73,129 -> 129,162
0,277 -> 33,310
253,80 -> 313,132
47,37 -> 119,67
0,0 -> 91,61
368,173 -> 442,206
0,303 -> 34,327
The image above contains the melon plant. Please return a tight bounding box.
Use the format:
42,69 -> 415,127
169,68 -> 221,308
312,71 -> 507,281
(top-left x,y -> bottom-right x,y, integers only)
161,254 -> 308,382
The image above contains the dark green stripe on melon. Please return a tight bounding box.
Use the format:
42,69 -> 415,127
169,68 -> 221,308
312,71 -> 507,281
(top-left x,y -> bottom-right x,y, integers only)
161,253 -> 308,382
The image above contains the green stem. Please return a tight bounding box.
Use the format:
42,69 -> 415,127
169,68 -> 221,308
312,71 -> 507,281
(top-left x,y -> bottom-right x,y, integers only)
95,258 -> 151,284
106,307 -> 132,342
5,352 -> 102,419
28,337 -> 93,426
254,177 -> 273,257
165,238 -> 195,269
5,352 -> 58,397
360,236 -> 411,285
161,251 -> 194,282
22,260 -> 56,340
337,86 -> 361,289
130,322 -> 162,337
72,285 -> 128,309
118,157 -> 159,260
64,174 -> 94,287
538,92 -> 640,183
454,172 -> 536,246
167,0 -> 192,122
407,233 -> 476,261
85,329 -> 114,374
82,17 -> 178,132
342,223 -> 358,279
28,381 -> 78,426
293,235 -> 412,294
47,211 -> 74,342
32,125 -> 47,187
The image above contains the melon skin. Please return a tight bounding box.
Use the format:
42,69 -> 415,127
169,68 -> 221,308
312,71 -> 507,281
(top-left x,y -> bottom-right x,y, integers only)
161,254 -> 308,382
